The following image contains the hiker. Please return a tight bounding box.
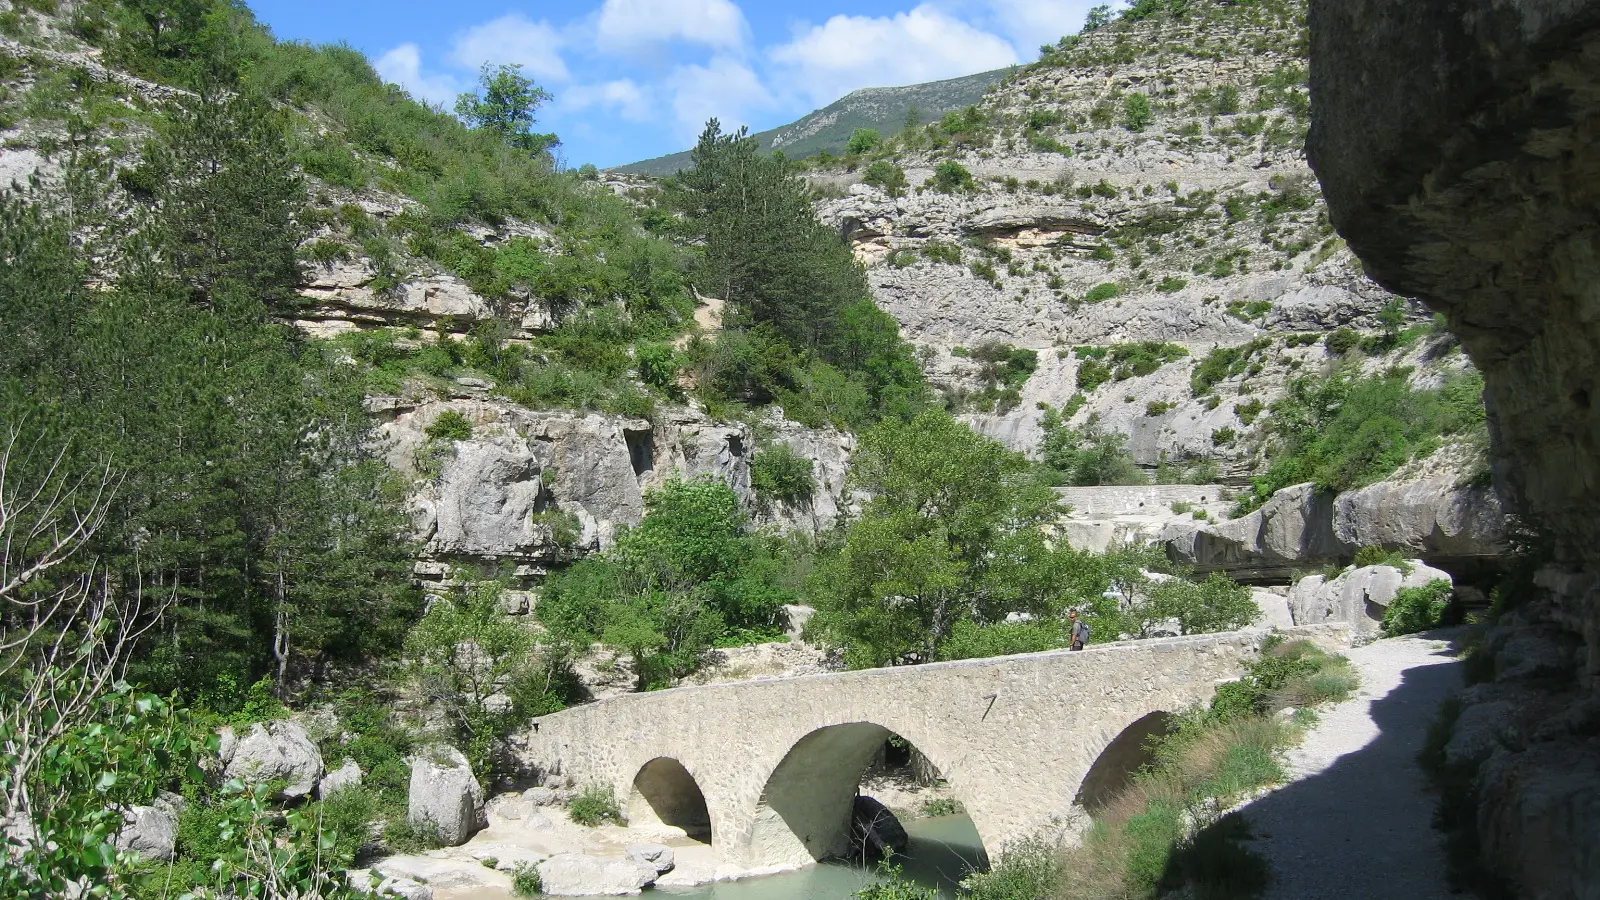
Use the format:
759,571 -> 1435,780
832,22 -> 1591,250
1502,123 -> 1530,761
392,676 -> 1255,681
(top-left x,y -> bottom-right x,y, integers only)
1069,611 -> 1091,651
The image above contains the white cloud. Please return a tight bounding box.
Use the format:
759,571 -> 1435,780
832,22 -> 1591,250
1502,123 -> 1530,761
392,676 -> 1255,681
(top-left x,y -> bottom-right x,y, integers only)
596,0 -> 748,52
450,13 -> 570,83
987,0 -> 1101,49
665,56 -> 773,141
770,5 -> 1021,108
374,43 -> 461,108
562,78 -> 654,123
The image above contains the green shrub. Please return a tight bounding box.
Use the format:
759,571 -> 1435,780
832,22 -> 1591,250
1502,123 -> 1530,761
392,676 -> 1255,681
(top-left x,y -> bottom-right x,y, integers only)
919,796 -> 965,817
1235,399 -> 1263,425
857,863 -> 937,900
1146,400 -> 1175,417
1085,282 -> 1120,303
931,160 -> 976,194
512,862 -> 544,897
1077,358 -> 1113,392
568,782 -> 625,827
1382,580 -> 1453,636
922,241 -> 963,265
847,127 -> 882,154
1324,327 -> 1361,355
1191,339 -> 1271,396
425,410 -> 474,441
751,444 -> 815,506
1039,412 -> 1147,487
1157,276 -> 1188,293
1237,367 -> 1486,514
971,343 -> 1038,390
1353,545 -> 1411,570
961,835 -> 1064,899
862,160 -> 908,197
636,342 -> 679,391
1124,92 -> 1154,131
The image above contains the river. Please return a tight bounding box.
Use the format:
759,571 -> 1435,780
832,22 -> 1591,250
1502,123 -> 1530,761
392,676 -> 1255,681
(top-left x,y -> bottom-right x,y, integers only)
655,814 -> 989,900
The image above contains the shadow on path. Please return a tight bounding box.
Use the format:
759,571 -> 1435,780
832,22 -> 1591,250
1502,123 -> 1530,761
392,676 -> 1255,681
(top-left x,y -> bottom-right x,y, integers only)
1227,634 -> 1465,900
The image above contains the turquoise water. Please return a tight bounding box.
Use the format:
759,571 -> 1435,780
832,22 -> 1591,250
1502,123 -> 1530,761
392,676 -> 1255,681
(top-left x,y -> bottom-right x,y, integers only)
657,814 -> 989,900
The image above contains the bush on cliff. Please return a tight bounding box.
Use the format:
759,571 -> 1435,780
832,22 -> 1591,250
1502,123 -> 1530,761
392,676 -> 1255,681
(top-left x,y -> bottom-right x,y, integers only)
1236,366 -> 1486,515
538,478 -> 794,688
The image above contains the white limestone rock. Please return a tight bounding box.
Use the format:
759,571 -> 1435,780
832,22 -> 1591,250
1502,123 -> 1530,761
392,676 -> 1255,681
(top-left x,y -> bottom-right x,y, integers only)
407,746 -> 487,847
1287,562 -> 1453,629
625,843 -> 675,874
536,853 -> 658,896
113,804 -> 176,861
218,721 -> 324,799
319,758 -> 363,799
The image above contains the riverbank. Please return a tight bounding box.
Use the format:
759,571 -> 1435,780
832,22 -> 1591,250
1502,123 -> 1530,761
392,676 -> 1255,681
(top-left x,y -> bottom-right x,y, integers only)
364,775 -> 966,898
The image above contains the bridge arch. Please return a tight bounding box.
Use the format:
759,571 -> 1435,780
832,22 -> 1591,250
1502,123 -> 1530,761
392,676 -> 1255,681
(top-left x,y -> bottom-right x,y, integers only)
746,721 -> 978,868
1073,710 -> 1174,812
628,756 -> 713,841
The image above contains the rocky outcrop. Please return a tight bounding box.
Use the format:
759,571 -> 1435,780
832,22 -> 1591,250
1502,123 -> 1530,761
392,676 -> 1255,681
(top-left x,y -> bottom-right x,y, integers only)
1310,3 -> 1600,894
1163,476 -> 1504,580
1162,483 -> 1340,580
1286,562 -> 1453,632
536,853 -> 659,896
1332,475 -> 1506,564
384,401 -> 852,573
217,721 -> 325,800
408,746 -> 487,847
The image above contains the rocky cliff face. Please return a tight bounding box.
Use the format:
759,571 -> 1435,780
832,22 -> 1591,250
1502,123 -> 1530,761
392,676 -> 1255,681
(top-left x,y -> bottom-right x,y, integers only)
378,398 -> 853,583
810,2 -> 1448,478
1309,1 -> 1600,895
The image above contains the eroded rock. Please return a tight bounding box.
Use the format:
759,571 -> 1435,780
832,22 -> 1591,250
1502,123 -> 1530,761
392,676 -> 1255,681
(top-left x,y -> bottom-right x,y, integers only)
218,721 -> 324,800
407,746 -> 487,847
1287,562 -> 1452,630
536,853 -> 658,896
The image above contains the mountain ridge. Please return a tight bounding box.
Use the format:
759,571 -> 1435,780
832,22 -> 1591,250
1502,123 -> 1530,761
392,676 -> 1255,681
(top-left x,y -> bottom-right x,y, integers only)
612,66 -> 1013,176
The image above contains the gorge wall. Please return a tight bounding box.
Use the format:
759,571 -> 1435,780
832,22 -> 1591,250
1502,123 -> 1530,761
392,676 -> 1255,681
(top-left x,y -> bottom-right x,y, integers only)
1310,1 -> 1600,895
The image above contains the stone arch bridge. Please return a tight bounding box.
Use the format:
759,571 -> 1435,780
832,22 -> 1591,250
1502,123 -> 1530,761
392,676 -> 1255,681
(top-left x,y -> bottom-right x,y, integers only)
520,630 -> 1330,870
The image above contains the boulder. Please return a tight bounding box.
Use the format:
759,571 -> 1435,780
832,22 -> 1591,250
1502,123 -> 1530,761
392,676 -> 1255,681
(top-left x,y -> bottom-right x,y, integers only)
218,721 -> 324,799
407,746 -> 487,847
1163,483 -> 1340,577
1287,562 -> 1452,629
319,758 -> 363,799
113,804 -> 176,861
522,786 -> 571,807
625,843 -> 675,874
1443,700 -> 1520,769
536,853 -> 658,897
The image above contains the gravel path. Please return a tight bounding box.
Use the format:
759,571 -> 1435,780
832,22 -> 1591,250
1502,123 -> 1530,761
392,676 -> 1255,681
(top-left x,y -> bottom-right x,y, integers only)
1243,632 -> 1463,900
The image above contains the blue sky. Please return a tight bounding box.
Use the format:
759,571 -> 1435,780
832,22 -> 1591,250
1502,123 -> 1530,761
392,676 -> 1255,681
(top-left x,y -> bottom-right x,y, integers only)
249,0 -> 1103,168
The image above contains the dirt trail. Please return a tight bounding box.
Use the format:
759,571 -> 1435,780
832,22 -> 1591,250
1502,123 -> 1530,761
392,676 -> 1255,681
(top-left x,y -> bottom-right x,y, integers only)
1243,632 -> 1463,900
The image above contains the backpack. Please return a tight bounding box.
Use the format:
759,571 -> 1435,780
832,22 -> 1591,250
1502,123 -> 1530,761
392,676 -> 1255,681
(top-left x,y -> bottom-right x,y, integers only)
1075,618 -> 1092,642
